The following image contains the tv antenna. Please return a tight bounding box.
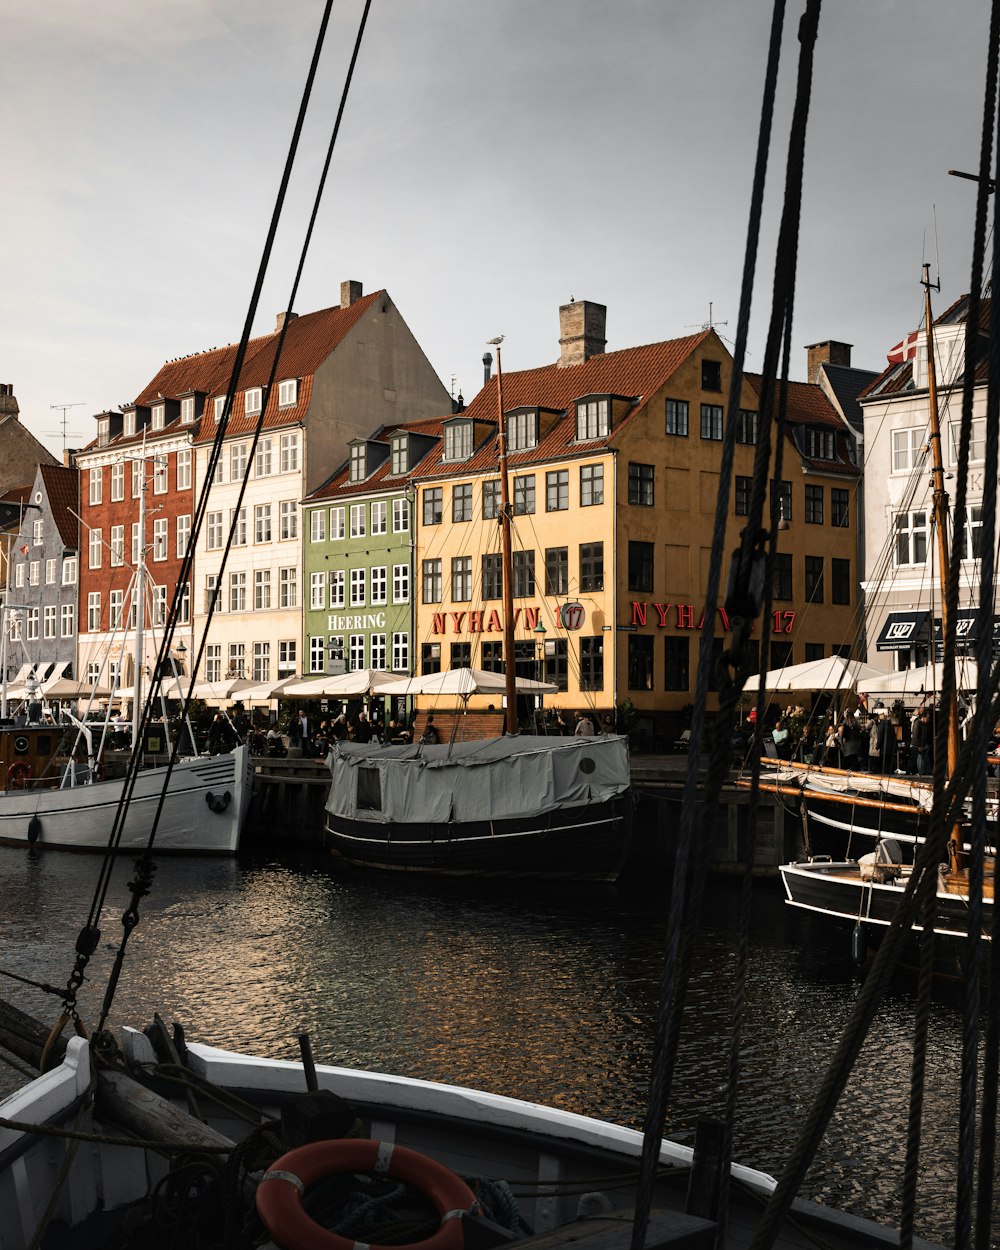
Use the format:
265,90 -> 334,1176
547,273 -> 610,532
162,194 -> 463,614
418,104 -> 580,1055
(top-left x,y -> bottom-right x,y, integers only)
687,302 -> 729,332
48,402 -> 85,453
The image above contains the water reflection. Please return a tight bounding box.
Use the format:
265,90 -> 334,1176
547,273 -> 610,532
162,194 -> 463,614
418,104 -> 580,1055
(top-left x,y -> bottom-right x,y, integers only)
0,846 -> 968,1246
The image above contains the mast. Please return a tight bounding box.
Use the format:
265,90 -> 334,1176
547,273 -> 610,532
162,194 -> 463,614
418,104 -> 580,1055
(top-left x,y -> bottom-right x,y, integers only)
920,263 -> 962,870
490,337 -> 519,735
132,455 -> 147,748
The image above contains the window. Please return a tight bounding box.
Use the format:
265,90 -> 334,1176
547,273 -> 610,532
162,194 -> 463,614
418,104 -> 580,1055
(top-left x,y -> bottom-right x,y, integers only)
178,582 -> 191,625
151,584 -> 167,627
735,475 -> 751,516
329,570 -> 346,609
508,410 -> 538,450
665,398 -> 689,436
205,574 -> 221,615
132,459 -> 143,498
280,501 -> 298,541
87,592 -> 101,631
14,563 -> 22,588
26,608 -> 38,641
805,484 -> 824,524
32,519 -> 43,546
370,635 -> 387,670
805,427 -> 836,460
350,444 -> 366,482
205,645 -> 222,682
955,505 -> 985,560
152,517 -> 168,560
422,559 -> 442,603
393,498 -> 409,533
895,510 -> 928,566
207,511 -> 223,550
892,427 -> 925,472
252,641 -> 270,682
832,558 -> 851,605
772,479 -> 792,524
230,443 -> 247,482
278,379 -> 297,407
228,643 -> 246,678
391,436 -> 407,475
580,464 -> 604,506
773,553 -> 793,601
350,568 -> 366,607
451,642 -> 472,669
176,514 -> 191,558
245,388 -> 263,416
111,461 -> 125,501
580,636 -> 604,690
89,528 -> 102,569
664,637 -> 690,691
28,561 -> 39,586
44,558 -> 56,585
348,503 -> 365,538
255,437 -> 272,477
481,641 -> 504,673
580,542 -> 604,592
482,480 -> 501,519
43,605 -> 56,640
736,410 -> 758,444
151,404 -> 165,431
392,633 -> 409,672
805,555 -> 824,603
62,556 -> 77,585
702,359 -> 722,391
153,456 -> 168,495
544,639 -> 568,691
60,603 -> 75,638
453,483 -> 473,523
700,404 -> 723,440
628,635 -> 654,691
546,470 -> 569,512
628,541 -> 654,593
452,556 -> 472,601
330,507 -> 346,540
628,462 -> 654,505
371,500 -> 387,534
392,564 -> 409,603
254,569 -> 271,610
98,417 -> 110,447
316,636 -> 332,675
513,475 -> 535,515
513,550 -> 535,598
231,506 -> 247,546
280,432 -> 299,472
421,642 -> 441,675
255,504 -> 272,544
482,553 -> 503,600
310,509 -> 327,543
310,572 -> 325,609
110,526 -> 124,567
423,488 -> 443,526
545,547 -> 568,596
370,566 -> 387,605
180,396 -> 195,424
444,421 -> 473,461
576,398 -> 610,440
213,395 -> 226,423
89,467 -> 102,505
176,449 -> 191,490
831,488 -> 850,527
229,571 -> 246,612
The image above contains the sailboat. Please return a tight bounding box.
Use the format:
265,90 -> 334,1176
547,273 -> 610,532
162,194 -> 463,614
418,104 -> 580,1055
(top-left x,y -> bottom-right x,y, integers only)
323,342 -> 633,881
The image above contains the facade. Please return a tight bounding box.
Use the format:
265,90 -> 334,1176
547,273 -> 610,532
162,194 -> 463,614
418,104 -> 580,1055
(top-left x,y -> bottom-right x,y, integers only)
0,384 -> 59,494
3,465 -> 79,685
859,295 -> 986,671
302,421 -> 442,681
192,282 -> 450,686
409,301 -> 862,733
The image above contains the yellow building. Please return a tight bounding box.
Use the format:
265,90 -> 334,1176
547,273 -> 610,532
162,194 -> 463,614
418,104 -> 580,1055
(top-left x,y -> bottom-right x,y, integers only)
411,302 -> 861,736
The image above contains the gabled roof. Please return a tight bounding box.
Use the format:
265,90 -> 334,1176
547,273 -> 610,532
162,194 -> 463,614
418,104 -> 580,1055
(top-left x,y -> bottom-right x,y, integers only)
306,416 -> 447,503
744,374 -> 860,477
860,295 -> 991,401
38,465 -> 80,549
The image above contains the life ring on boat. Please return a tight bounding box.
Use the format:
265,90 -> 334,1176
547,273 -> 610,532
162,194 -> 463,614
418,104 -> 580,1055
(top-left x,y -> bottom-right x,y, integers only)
256,1139 -> 478,1250
7,761 -> 32,790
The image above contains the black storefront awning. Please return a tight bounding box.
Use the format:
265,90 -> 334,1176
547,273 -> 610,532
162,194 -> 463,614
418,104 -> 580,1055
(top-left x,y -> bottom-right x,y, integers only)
876,610 -> 931,652
933,610 -> 1000,658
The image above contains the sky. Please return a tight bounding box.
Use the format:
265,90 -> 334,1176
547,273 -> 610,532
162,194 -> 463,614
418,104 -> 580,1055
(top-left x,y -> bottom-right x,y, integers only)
1,0 -> 994,458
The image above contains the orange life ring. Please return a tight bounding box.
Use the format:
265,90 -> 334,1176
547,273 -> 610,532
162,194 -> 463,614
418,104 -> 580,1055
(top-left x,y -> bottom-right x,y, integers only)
256,1139 -> 477,1250
7,761 -> 32,790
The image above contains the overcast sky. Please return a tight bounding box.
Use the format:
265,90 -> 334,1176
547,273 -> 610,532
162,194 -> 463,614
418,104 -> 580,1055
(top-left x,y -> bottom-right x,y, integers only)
1,0 -> 993,457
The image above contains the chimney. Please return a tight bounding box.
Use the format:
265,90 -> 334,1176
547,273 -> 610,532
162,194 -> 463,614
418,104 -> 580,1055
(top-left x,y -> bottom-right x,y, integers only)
558,300 -> 607,368
0,384 -> 19,420
63,448 -> 78,469
805,340 -> 852,384
483,352 -> 493,385
275,311 -> 299,333
341,280 -> 363,308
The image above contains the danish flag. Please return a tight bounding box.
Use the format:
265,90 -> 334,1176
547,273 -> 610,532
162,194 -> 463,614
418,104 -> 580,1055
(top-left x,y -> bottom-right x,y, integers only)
19,544 -> 28,555
887,330 -> 920,364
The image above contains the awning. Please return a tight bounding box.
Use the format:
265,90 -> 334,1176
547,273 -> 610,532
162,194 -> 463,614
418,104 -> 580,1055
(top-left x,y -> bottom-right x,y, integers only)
875,611 -> 930,652
932,610 -> 1000,656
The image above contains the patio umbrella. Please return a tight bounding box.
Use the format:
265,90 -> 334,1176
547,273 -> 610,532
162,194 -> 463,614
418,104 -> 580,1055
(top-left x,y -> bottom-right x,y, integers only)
185,677 -> 256,702
235,676 -> 305,701
377,667 -> 558,698
280,669 -> 399,697
742,655 -> 884,694
857,658 -> 979,696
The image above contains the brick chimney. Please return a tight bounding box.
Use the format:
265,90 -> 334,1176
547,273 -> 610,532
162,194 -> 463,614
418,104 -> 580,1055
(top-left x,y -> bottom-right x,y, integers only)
559,300 -> 607,368
805,340 -> 852,384
341,280 -> 363,308
275,311 -> 299,332
0,384 -> 19,420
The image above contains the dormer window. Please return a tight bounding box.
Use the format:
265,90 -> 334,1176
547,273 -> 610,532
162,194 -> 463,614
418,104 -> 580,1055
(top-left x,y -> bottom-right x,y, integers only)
350,443 -> 367,482
245,388 -> 263,416
123,411 -> 136,437
507,409 -> 539,451
151,403 -> 165,431
278,379 -> 298,407
214,396 -> 226,423
98,417 -> 110,447
804,427 -> 836,460
180,396 -> 195,424
391,435 -> 407,476
443,420 -> 474,462
575,397 -> 610,441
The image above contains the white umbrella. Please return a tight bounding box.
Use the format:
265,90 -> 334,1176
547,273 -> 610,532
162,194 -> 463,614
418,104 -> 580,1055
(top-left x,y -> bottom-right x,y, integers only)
281,669 -> 398,697
236,676 -> 305,701
742,655 -> 884,694
378,667 -> 558,697
857,659 -> 979,696
186,677 -> 256,702
42,677 -> 113,700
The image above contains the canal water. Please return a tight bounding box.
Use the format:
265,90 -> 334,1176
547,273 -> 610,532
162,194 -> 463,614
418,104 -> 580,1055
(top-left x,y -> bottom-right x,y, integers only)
0,841 -> 973,1247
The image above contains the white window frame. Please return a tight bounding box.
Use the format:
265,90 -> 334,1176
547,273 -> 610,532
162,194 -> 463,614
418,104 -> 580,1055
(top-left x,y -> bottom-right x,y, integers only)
89,528 -> 102,569
371,566 -> 387,605
176,448 -> 192,490
310,509 -> 326,543
61,556 -> 77,585
176,514 -> 191,558
245,388 -> 263,416
392,633 -> 409,672
350,504 -> 366,538
310,572 -> 325,610
279,500 -> 298,540
254,503 -> 272,544
87,592 -> 101,631
152,517 -> 168,561
371,500 -> 387,535
180,396 -> 195,424
330,507 -> 346,540
392,498 -> 409,533
255,437 -> 273,477
111,461 -> 125,501
392,563 -> 409,604
350,567 -> 366,606
231,442 -> 248,482
280,431 -> 299,472
89,467 -> 102,505
279,567 -> 297,609
60,603 -> 75,638
110,526 -> 124,567
329,569 -> 345,609
278,379 -> 298,408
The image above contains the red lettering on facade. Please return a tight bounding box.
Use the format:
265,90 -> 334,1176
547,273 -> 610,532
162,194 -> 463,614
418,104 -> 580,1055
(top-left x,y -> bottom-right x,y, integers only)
654,603 -> 671,627
450,612 -> 466,633
676,604 -> 695,629
632,602 -> 647,627
719,607 -> 730,630
432,613 -> 447,635
523,606 -> 539,630
486,610 -> 502,633
469,610 -> 483,633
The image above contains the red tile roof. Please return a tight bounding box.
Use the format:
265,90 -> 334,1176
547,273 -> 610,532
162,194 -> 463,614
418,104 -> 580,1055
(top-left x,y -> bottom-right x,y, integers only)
38,465 -> 80,549
745,374 -> 860,477
307,416 -> 447,502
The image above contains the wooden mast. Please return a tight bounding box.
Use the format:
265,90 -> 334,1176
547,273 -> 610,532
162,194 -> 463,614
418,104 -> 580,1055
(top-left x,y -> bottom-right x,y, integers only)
491,338 -> 519,735
920,263 -> 963,873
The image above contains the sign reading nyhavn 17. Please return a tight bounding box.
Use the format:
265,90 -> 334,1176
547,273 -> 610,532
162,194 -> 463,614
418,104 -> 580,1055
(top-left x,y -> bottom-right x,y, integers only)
630,602 -> 796,634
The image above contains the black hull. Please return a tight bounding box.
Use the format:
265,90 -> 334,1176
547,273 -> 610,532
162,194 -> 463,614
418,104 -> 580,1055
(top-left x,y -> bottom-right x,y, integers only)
325,794 -> 633,881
